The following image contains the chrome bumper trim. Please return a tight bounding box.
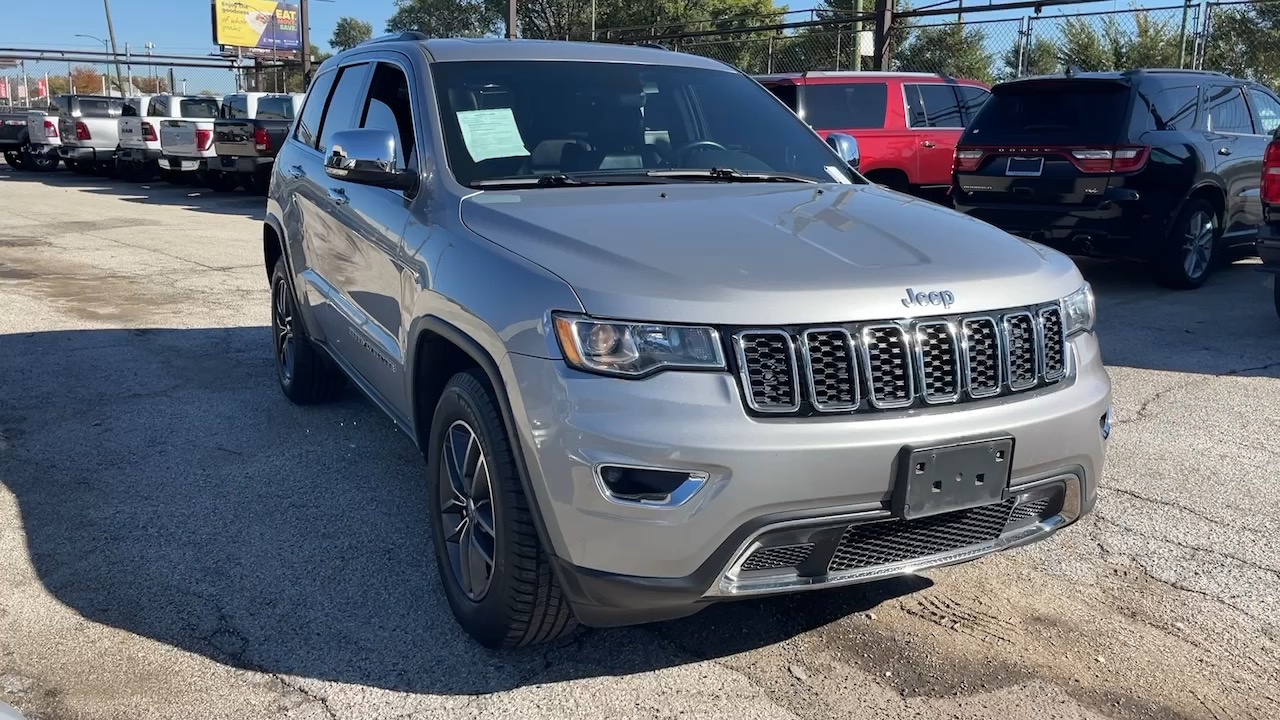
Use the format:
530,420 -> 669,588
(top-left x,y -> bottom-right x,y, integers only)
704,472 -> 1081,598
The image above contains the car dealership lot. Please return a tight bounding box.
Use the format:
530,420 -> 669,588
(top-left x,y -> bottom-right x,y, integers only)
0,163 -> 1277,720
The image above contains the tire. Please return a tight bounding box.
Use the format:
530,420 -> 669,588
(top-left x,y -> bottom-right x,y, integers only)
270,256 -> 345,404
3,151 -> 24,169
115,156 -> 136,182
1154,198 -> 1220,289
207,170 -> 240,193
243,169 -> 270,196
426,369 -> 577,649
67,160 -> 91,174
25,148 -> 59,172
159,169 -> 187,185
1274,277 -> 1280,321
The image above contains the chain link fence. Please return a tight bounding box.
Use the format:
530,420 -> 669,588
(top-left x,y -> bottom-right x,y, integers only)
591,0 -> 1279,87
0,56 -> 301,109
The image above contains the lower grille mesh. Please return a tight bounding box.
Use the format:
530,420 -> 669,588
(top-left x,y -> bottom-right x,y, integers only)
1009,498 -> 1051,522
741,543 -> 815,572
828,500 -> 1017,572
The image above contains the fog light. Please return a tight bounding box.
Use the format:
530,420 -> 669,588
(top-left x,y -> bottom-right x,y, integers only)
596,464 -> 707,507
1100,407 -> 1113,440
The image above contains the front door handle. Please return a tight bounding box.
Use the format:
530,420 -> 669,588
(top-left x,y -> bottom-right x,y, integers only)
1218,146 -> 1233,156
327,187 -> 349,206
920,140 -> 936,148
286,164 -> 304,179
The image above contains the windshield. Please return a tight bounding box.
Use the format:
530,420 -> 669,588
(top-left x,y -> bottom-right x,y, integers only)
966,80 -> 1130,145
431,60 -> 854,187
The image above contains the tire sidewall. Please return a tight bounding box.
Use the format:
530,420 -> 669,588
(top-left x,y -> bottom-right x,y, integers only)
1162,198 -> 1220,289
425,377 -> 518,647
270,258 -> 303,396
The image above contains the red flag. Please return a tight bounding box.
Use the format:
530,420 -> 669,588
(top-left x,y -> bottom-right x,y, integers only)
37,78 -> 47,98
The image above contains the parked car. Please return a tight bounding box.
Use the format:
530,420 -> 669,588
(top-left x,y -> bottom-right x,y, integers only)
952,69 -> 1280,289
159,110 -> 219,187
117,95 -> 219,182
54,94 -> 140,175
755,71 -> 990,194
0,108 -> 57,171
1258,130 -> 1280,316
264,35 -> 1110,648
213,92 -> 304,194
24,110 -> 63,170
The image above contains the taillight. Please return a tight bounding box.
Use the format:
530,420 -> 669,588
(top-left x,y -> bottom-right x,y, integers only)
196,128 -> 213,152
75,121 -> 91,141
1068,146 -> 1149,173
954,148 -> 984,172
1263,138 -> 1280,205
254,126 -> 271,152
142,121 -> 157,142
43,119 -> 58,138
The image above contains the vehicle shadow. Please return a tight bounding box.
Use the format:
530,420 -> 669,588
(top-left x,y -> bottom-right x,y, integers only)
0,163 -> 264,219
1077,257 -> 1280,378
0,326 -> 927,696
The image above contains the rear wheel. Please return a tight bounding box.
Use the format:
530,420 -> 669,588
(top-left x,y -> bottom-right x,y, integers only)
3,151 -> 24,169
1155,198 -> 1219,289
243,169 -> 270,196
270,256 -> 345,404
24,148 -> 58,172
426,370 -> 577,649
207,170 -> 240,192
159,169 -> 187,185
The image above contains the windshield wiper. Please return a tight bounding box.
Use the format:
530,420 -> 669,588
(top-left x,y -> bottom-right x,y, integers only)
471,173 -> 665,189
641,168 -> 818,183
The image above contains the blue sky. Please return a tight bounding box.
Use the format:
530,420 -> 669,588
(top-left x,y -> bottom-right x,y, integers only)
2,0 -> 1145,56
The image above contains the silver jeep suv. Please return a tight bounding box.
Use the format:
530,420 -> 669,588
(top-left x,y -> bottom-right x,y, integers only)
263,34 -> 1112,648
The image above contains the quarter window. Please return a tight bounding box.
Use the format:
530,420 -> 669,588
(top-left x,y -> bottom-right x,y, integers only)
1143,85 -> 1199,131
956,85 -> 989,125
1246,87 -> 1280,135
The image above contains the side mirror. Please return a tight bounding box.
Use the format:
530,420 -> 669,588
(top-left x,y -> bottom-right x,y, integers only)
324,128 -> 413,189
826,132 -> 860,171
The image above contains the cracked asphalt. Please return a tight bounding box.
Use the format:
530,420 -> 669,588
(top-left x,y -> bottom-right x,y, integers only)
1,162 -> 1278,720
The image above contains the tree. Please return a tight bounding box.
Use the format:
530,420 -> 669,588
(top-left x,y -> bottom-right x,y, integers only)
331,16 -> 373,50
1056,17 -> 1110,71
894,24 -> 993,83
133,76 -> 169,94
69,65 -> 104,94
386,0 -> 501,38
998,35 -> 1058,80
1203,2 -> 1280,87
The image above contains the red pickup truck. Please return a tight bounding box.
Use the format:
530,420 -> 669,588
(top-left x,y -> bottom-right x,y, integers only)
755,71 -> 990,195
1258,130 -> 1280,317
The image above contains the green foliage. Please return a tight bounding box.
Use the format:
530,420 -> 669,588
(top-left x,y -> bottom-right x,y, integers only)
331,16 -> 374,51
1203,2 -> 1280,88
894,24 -> 993,83
998,36 -> 1058,81
386,0 -> 501,38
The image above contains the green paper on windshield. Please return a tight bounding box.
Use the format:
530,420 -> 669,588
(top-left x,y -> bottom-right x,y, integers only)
456,108 -> 530,163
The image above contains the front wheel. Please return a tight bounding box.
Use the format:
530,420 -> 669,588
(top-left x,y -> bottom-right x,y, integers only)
270,257 -> 345,404
426,370 -> 577,649
1155,198 -> 1220,289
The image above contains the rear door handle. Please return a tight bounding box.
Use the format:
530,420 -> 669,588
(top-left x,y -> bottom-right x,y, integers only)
287,165 -> 304,179
1218,146 -> 1233,156
327,187 -> 349,206
921,140 -> 936,148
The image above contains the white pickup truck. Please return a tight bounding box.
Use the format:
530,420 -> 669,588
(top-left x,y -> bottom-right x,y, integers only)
159,99 -> 221,186
118,95 -> 218,182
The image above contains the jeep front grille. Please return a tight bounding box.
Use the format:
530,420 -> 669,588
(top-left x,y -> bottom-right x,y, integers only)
828,499 -> 1017,572
733,303 -> 1067,415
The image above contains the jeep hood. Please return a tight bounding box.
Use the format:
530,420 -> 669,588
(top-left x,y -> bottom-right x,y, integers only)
460,183 -> 1085,325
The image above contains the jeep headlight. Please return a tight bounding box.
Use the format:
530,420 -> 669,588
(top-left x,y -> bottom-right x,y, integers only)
1061,284 -> 1096,336
553,314 -> 725,377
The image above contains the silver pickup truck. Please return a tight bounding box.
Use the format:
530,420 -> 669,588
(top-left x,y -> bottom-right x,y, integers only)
55,94 -> 145,175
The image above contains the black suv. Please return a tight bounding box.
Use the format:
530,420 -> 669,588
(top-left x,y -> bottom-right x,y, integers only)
952,69 -> 1280,288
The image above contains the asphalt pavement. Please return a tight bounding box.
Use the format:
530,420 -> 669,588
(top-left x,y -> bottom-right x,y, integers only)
0,161 -> 1277,720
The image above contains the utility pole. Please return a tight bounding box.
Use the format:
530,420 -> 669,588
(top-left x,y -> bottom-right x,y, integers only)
300,0 -> 311,88
103,0 -> 125,95
591,0 -> 596,40
506,0 -> 517,39
145,42 -> 154,91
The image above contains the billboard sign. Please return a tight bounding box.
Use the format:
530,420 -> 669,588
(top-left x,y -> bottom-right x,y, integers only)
212,1 -> 301,52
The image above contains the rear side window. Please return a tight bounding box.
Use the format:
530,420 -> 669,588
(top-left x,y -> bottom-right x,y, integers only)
967,81 -> 1130,145
180,99 -> 219,119
1140,85 -> 1199,131
765,84 -> 798,112
296,71 -> 337,149
220,96 -> 250,119
257,97 -> 296,121
1246,88 -> 1280,135
78,98 -> 120,117
957,85 -> 989,124
803,82 -> 888,129
905,84 -> 964,128
1205,85 -> 1254,134
147,97 -> 169,117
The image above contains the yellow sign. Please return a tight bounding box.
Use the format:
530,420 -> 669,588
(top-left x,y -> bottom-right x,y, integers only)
213,0 -> 301,51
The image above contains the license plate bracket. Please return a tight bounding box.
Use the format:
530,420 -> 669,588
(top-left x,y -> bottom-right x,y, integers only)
893,438 -> 1013,520
1005,156 -> 1044,177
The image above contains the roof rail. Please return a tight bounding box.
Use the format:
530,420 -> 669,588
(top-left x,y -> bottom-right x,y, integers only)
363,31 -> 430,46
636,42 -> 671,51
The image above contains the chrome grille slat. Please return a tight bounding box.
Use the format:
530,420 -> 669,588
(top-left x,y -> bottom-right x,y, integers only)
915,321 -> 960,403
1003,312 -> 1038,391
734,330 -> 799,413
802,328 -> 859,411
861,324 -> 914,409
735,304 -> 1067,416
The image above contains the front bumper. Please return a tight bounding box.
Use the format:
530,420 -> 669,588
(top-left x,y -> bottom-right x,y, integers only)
505,332 -> 1111,626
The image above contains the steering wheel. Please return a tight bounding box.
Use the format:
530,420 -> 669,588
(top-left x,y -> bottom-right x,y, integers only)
674,140 -> 727,164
